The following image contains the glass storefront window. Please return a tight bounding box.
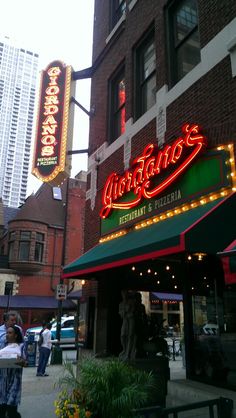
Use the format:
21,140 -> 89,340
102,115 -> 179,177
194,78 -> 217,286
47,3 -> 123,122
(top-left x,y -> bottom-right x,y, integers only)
192,277 -> 236,389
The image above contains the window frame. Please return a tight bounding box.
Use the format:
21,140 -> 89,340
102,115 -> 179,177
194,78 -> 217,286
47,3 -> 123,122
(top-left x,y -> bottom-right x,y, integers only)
110,0 -> 126,30
134,26 -> 156,120
166,0 -> 200,87
108,64 -> 126,144
18,230 -> 31,261
34,232 -> 44,263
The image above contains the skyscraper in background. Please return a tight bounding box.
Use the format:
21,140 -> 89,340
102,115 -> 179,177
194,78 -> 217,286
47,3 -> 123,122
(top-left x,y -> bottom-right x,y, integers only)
0,36 -> 38,208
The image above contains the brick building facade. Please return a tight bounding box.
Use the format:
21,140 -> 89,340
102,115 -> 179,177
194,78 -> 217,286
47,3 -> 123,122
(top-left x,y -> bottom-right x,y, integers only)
0,173 -> 86,329
64,0 -> 236,392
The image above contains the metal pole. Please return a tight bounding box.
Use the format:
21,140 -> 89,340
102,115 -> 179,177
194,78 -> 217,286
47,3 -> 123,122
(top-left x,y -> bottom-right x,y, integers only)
53,178 -> 70,364
75,298 -> 81,378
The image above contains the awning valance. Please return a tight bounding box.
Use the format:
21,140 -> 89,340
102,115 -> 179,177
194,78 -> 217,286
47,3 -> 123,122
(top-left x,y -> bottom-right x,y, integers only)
63,193 -> 236,279
150,292 -> 183,302
0,295 -> 75,309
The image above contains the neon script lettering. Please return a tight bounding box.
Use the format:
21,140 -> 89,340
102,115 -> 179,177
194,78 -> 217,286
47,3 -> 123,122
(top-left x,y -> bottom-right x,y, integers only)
100,124 -> 206,218
41,66 -> 61,157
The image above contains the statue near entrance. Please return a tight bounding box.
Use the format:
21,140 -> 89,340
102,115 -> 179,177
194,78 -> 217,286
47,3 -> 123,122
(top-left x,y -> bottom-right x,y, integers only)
119,290 -> 136,361
119,290 -> 147,361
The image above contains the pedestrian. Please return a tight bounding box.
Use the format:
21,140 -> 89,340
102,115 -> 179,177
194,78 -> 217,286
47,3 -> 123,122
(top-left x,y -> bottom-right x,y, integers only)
36,322 -> 54,377
0,325 -> 27,418
0,311 -> 23,349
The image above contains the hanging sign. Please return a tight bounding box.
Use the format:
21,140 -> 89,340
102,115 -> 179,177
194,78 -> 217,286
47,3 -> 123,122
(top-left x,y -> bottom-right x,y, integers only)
32,60 -> 73,185
100,124 -> 207,219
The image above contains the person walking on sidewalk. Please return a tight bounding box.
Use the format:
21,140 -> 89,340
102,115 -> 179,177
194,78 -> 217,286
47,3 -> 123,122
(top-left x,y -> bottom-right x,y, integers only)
36,323 -> 54,377
0,325 -> 27,418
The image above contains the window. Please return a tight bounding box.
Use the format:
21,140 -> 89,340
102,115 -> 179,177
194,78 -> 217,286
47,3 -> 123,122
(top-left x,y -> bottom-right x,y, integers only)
8,232 -> 16,261
4,281 -> 14,296
168,0 -> 200,85
18,231 -> 31,261
9,231 -> 16,241
109,67 -> 126,143
111,0 -> 126,29
34,232 -> 44,262
8,242 -> 14,261
135,29 -> 156,119
52,187 -> 62,201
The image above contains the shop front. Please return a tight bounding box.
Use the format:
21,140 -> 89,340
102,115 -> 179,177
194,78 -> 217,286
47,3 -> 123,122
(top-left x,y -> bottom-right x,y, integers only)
63,124 -> 236,390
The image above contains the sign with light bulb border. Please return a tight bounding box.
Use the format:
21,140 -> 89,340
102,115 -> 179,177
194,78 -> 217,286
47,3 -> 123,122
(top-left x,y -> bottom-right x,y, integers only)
100,124 -> 235,236
32,60 -> 74,186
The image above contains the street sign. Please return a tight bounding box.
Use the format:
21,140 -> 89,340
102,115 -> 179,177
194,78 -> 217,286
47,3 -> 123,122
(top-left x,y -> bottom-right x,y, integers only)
56,284 -> 67,300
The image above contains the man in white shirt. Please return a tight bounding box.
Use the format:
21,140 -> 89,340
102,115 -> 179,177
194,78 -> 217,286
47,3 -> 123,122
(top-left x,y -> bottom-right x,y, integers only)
36,323 -> 54,377
0,311 -> 23,349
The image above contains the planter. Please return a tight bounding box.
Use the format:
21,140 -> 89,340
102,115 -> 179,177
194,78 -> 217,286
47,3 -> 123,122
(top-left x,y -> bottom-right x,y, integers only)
134,357 -> 170,407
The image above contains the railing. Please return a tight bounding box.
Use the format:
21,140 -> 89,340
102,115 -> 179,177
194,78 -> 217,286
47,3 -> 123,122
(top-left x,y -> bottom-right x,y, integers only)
133,397 -> 233,418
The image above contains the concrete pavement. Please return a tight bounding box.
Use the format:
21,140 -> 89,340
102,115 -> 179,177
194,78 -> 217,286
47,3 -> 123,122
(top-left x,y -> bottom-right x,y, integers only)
18,350 -> 185,418
18,349 -> 77,418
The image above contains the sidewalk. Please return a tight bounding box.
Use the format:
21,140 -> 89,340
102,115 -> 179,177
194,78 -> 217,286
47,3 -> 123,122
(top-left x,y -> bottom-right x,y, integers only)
19,364 -> 63,417
18,351 -> 185,418
18,349 -> 77,418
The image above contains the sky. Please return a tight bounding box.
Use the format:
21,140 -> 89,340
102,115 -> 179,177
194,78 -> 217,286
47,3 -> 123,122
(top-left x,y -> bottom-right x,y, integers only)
1,0 -> 95,195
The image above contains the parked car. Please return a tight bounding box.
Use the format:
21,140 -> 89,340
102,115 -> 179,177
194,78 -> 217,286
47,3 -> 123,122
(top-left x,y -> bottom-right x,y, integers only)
25,316 -> 75,345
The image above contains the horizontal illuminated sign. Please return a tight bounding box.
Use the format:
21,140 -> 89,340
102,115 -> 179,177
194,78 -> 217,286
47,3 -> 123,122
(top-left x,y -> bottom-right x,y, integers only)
32,60 -> 72,185
101,145 -> 234,235
100,124 -> 206,219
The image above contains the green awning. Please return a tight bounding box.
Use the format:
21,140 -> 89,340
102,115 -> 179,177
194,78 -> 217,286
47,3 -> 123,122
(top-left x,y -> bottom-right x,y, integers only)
63,193 -> 236,278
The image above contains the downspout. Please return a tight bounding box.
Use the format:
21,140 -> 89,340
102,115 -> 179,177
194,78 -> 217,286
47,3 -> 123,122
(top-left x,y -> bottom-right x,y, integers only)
50,228 -> 57,292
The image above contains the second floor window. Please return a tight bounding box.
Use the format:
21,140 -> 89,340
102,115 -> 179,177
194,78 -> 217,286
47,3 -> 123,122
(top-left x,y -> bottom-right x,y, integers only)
168,0 -> 200,85
35,232 -> 44,262
111,0 -> 126,30
18,231 -> 31,261
109,67 -> 126,143
135,29 -> 156,119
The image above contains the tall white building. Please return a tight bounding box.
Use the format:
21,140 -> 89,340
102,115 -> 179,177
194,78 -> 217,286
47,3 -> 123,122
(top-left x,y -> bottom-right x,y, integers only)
0,37 -> 39,208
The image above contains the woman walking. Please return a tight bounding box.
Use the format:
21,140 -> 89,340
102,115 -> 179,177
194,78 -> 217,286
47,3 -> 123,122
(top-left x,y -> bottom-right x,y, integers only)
0,325 -> 27,418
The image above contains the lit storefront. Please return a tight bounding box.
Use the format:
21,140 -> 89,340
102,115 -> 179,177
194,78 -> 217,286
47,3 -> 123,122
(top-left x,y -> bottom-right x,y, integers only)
63,123 -> 236,389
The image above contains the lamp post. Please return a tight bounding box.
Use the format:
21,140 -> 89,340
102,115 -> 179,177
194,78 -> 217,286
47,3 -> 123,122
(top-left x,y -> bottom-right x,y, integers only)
51,178 -> 70,365
52,94 -> 91,364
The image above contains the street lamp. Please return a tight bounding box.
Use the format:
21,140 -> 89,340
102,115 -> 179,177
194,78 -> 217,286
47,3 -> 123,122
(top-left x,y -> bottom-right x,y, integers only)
52,94 -> 91,364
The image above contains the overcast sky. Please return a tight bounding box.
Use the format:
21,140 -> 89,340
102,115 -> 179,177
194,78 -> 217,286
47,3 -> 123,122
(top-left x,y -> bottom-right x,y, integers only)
1,0 -> 95,195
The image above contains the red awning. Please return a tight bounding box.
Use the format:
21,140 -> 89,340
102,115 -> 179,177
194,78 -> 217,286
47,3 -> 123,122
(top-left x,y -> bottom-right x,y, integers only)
220,240 -> 236,284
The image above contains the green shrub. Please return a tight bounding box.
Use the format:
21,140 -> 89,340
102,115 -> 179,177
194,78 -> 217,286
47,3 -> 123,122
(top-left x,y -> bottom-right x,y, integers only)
56,356 -> 156,418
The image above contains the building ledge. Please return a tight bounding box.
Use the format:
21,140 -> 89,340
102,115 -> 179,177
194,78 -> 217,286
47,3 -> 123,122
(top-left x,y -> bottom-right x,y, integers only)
9,261 -> 44,273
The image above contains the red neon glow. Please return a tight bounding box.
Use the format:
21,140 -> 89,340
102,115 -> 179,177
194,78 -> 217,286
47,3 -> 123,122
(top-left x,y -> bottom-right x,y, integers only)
119,81 -> 126,135
100,124 -> 206,218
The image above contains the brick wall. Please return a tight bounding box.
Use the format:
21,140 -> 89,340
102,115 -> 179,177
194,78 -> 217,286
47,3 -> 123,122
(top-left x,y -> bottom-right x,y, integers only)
85,0 -> 236,251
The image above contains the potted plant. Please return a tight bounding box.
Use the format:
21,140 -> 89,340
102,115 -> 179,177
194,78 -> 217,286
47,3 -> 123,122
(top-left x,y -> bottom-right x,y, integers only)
55,356 -> 156,418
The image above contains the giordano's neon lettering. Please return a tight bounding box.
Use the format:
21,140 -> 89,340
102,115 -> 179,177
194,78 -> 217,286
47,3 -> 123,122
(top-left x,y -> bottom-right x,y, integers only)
100,124 -> 206,219
41,66 -> 61,157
